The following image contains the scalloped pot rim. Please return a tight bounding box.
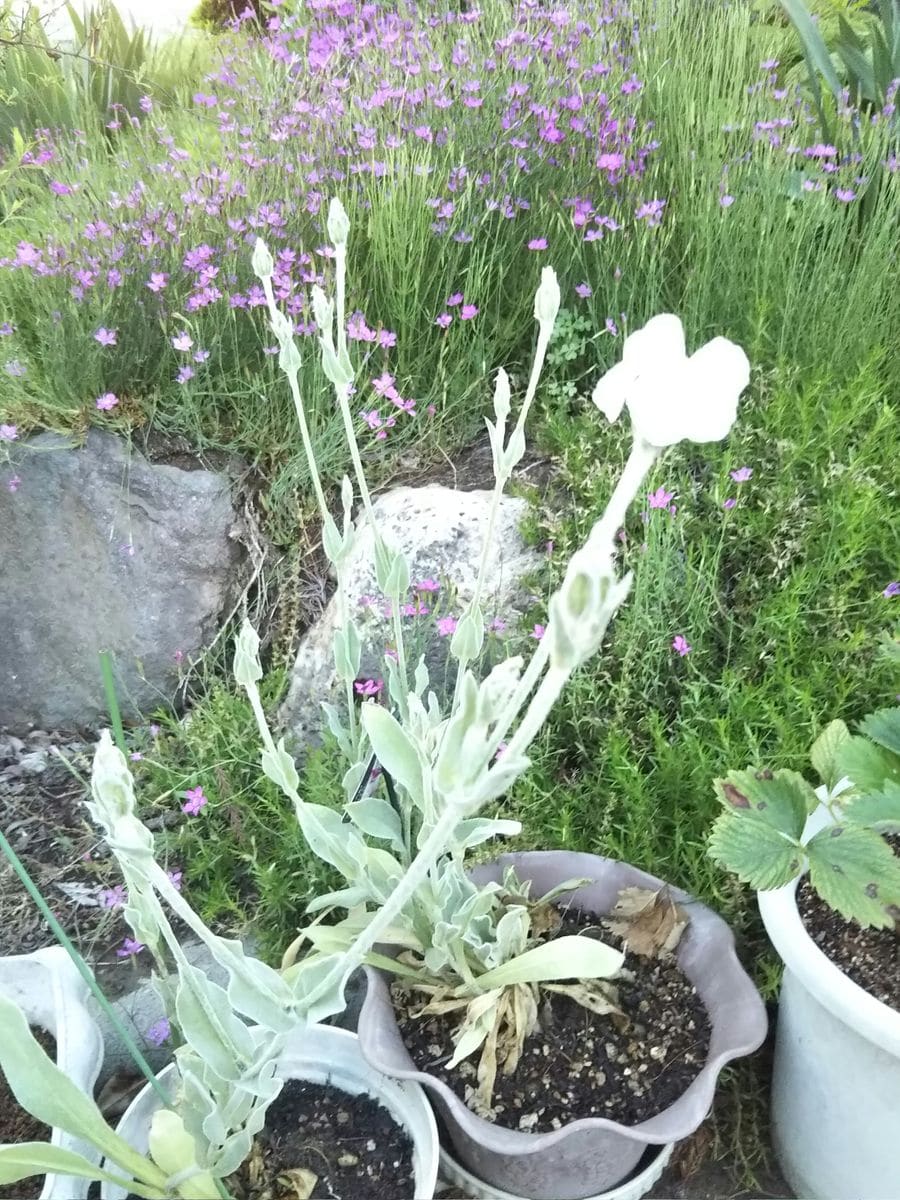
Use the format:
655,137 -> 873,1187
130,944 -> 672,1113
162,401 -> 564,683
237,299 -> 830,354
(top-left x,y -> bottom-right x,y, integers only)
359,849 -> 768,1156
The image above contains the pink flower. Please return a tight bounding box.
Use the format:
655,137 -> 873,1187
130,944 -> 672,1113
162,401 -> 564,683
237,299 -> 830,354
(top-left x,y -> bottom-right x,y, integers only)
100,884 -> 127,909
401,600 -> 430,617
147,273 -> 168,292
378,329 -> 397,349
531,624 -> 546,640
648,486 -> 674,509
172,332 -> 193,351
94,327 -> 117,346
672,635 -> 692,657
447,292 -> 464,306
146,1018 -> 170,1047
176,366 -> 195,384
7,475 -> 21,493
527,238 -> 548,250
182,786 -> 207,816
193,349 -> 210,363
416,579 -> 440,592
0,424 -> 17,441
489,617 -> 507,633
167,869 -> 183,891
49,180 -> 74,196
435,312 -> 452,329
130,751 -> 143,761
95,393 -> 118,411
494,742 -> 508,760
723,498 -> 737,510
372,371 -> 396,396
116,937 -> 144,958
575,283 -> 592,298
436,615 -> 458,637
354,678 -> 383,697
460,304 -> 478,320
730,466 -> 753,483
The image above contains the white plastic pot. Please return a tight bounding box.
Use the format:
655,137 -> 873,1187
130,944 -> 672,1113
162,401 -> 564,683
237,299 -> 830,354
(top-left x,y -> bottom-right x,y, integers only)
439,1142 -> 674,1200
102,1023 -> 439,1200
0,944 -> 105,1200
758,804 -> 900,1200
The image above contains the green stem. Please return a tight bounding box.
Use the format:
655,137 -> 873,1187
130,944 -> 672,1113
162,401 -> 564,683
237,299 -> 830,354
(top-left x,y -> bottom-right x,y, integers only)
0,829 -> 171,1104
99,650 -> 127,756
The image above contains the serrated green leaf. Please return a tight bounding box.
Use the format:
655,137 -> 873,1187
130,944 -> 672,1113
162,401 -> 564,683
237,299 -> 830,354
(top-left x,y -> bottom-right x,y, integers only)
807,823 -> 900,928
859,707 -> 900,756
838,735 -> 900,793
360,703 -> 422,800
714,769 -> 812,837
810,719 -> 851,791
709,811 -> 804,891
843,779 -> 900,829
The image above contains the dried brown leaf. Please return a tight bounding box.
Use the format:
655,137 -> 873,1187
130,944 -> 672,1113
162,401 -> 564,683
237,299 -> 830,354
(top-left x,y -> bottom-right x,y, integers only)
529,900 -> 562,940
603,886 -> 689,958
544,980 -> 624,1018
276,1167 -> 317,1200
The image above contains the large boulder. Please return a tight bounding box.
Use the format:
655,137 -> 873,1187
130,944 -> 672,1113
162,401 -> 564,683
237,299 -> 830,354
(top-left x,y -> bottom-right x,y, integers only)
0,431 -> 247,732
280,484 -> 540,749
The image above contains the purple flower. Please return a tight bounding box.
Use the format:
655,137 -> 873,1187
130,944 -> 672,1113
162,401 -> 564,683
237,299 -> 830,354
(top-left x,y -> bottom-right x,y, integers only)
672,635 -> 692,657
49,181 -> 74,196
835,188 -> 856,203
130,751 -> 143,761
139,95 -> 154,113
605,318 -> 619,337
489,617 -> 507,633
460,304 -> 478,320
416,578 -> 440,592
527,238 -> 548,250
176,366 -> 195,384
7,475 -> 20,493
100,884 -> 127,909
0,424 -> 17,441
94,327 -> 117,347
446,292 -> 464,307
181,786 -> 207,816
172,332 -> 194,351
354,678 -> 383,697
193,349 -> 210,363
635,199 -> 667,227
648,486 -> 675,509
730,466 -> 753,483
719,194 -> 735,208
436,615 -> 458,637
883,581 -> 900,599
116,937 -> 145,958
761,58 -> 779,70
723,498 -> 737,510
0,323 -> 14,336
435,313 -> 452,329
147,273 -> 168,292
531,624 -> 546,640
4,359 -> 26,377
401,600 -> 430,617
575,283 -> 592,298
167,869 -> 183,891
95,393 -> 119,411
146,1018 -> 170,1047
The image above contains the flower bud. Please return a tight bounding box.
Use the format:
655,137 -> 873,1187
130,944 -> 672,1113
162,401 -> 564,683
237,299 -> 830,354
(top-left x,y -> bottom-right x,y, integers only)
327,197 -> 350,247
251,237 -> 274,281
493,368 -> 511,425
533,266 -> 561,330
233,619 -> 263,689
311,285 -> 334,336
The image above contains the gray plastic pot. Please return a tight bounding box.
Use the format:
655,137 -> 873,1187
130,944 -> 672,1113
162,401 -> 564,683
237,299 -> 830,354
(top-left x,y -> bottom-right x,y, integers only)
358,850 -> 767,1200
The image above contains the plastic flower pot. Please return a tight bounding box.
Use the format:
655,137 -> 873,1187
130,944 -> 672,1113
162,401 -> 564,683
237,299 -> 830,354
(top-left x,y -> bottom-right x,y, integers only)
101,1023 -> 440,1200
758,804 -> 900,1200
0,944 -> 105,1200
439,1141 -> 674,1200
358,850 -> 767,1200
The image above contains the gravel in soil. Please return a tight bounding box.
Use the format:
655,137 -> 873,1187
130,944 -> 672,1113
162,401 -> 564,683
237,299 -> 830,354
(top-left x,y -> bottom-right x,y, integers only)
797,841 -> 900,1011
0,1028 -> 56,1200
224,1079 -> 415,1200
396,910 -> 711,1134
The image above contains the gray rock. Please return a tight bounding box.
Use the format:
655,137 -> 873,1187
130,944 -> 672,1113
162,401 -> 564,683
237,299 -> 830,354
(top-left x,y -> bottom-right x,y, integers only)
280,485 -> 540,748
0,431 -> 247,733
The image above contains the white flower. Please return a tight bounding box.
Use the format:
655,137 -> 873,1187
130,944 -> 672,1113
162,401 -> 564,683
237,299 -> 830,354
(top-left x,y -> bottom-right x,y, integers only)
591,314 -> 749,447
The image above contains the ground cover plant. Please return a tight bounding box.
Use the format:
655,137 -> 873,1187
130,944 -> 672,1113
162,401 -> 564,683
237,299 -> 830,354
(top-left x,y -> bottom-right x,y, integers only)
1,0 -> 898,1185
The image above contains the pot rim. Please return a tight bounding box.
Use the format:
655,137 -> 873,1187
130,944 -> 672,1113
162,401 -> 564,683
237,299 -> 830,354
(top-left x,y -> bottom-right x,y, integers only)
358,849 -> 767,1156
757,808 -> 900,1056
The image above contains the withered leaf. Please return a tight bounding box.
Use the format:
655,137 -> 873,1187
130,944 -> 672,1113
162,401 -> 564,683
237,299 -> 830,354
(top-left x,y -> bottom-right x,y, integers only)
276,1167 -> 318,1200
603,886 -> 689,958
529,899 -> 563,940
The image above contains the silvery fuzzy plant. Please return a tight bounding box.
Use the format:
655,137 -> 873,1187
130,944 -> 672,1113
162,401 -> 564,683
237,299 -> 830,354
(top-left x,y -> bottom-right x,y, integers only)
241,198 -> 752,1112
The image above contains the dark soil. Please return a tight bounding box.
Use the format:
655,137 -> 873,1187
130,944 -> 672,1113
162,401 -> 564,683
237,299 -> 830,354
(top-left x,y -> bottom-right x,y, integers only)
396,910 -> 711,1134
797,848 -> 900,1011
225,1079 -> 415,1200
0,1028 -> 56,1200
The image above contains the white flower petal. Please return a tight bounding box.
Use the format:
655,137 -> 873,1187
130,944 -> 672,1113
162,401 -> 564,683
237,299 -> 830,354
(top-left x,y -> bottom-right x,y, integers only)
590,361 -> 630,423
622,313 -> 686,370
682,338 -> 750,443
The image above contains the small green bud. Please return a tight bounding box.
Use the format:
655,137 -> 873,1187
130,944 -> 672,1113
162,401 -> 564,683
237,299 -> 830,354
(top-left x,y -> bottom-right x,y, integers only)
234,619 -> 263,689
251,237 -> 274,281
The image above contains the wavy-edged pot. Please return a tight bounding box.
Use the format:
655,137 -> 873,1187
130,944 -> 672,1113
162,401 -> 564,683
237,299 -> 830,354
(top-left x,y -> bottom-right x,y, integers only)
758,805 -> 900,1200
0,944 -> 105,1200
101,1023 -> 439,1200
358,850 -> 767,1200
